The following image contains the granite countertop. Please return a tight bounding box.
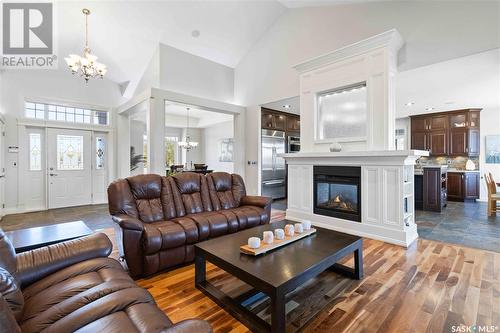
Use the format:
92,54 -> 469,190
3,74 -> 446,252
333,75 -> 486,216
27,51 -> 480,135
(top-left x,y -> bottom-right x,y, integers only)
446,169 -> 481,173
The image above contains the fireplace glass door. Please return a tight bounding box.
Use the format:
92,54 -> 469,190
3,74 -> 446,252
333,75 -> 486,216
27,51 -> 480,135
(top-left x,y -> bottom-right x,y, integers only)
313,166 -> 361,222
316,182 -> 358,214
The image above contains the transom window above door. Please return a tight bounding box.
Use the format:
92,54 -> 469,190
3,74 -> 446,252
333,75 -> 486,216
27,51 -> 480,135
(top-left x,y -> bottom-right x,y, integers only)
25,102 -> 109,125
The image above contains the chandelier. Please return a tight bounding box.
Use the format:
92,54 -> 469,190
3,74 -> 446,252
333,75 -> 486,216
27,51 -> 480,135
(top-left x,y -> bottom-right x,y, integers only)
65,9 -> 107,82
178,107 -> 199,151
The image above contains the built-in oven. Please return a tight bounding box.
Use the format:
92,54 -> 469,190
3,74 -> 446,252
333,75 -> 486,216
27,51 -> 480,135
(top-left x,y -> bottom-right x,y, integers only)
287,135 -> 300,153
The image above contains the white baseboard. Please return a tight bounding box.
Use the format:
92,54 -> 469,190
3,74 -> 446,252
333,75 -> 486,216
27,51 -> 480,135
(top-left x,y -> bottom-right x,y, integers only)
285,209 -> 418,248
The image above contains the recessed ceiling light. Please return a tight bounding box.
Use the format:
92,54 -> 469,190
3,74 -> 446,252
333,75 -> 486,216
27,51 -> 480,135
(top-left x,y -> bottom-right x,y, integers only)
405,102 -> 415,107
425,107 -> 434,111
283,104 -> 291,109
191,30 -> 200,38
445,101 -> 455,105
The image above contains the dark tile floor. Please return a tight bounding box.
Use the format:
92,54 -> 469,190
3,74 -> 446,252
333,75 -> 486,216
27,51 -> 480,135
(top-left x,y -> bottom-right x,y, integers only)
0,204 -> 114,232
415,201 -> 499,252
1,201 -> 498,253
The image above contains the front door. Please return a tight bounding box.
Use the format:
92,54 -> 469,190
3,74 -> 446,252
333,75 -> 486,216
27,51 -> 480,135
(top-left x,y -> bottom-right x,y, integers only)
47,128 -> 92,209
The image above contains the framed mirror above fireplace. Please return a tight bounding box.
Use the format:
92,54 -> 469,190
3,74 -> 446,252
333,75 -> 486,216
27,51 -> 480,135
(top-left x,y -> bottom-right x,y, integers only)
313,165 -> 361,222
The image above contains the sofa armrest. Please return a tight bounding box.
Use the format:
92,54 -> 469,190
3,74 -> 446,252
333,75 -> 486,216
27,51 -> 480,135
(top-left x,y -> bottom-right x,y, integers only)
112,214 -> 145,231
241,195 -> 272,209
16,232 -> 112,287
165,319 -> 213,333
112,214 -> 145,278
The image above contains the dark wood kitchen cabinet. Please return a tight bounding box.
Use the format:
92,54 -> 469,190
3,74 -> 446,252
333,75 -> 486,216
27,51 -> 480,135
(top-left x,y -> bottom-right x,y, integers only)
410,109 -> 481,157
286,115 -> 300,132
447,171 -> 480,201
423,167 -> 447,212
261,108 -> 286,131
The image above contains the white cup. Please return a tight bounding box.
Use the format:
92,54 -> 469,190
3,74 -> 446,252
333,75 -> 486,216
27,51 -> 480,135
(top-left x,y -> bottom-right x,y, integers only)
302,220 -> 312,230
295,223 -> 304,234
248,237 -> 261,249
274,228 -> 285,240
263,231 -> 274,244
285,224 -> 295,237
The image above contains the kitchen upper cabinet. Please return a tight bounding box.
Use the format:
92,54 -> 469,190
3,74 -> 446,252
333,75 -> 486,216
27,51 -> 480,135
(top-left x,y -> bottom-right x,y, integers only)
411,131 -> 427,151
410,109 -> 481,157
429,115 -> 448,130
261,109 -> 286,131
447,172 -> 479,201
449,112 -> 468,129
468,129 -> 480,156
261,108 -> 300,133
449,129 -> 468,156
286,115 -> 300,132
429,130 -> 447,156
411,117 -> 428,132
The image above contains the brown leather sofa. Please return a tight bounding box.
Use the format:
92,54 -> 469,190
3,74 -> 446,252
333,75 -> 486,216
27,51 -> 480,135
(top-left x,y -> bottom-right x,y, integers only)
0,229 -> 212,333
108,172 -> 271,277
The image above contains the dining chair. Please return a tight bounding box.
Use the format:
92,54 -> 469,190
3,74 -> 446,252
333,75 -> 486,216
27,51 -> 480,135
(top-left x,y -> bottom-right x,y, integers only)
484,173 -> 499,216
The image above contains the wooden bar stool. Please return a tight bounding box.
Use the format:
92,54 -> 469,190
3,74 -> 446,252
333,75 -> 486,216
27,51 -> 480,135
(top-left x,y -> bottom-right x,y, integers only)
484,173 -> 500,216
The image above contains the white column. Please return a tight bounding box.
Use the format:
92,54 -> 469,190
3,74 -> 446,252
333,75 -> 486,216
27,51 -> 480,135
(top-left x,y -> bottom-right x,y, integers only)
115,113 -> 130,178
147,96 -> 165,175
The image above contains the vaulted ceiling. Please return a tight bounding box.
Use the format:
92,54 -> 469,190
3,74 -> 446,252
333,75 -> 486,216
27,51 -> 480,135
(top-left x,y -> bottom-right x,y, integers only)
57,1 -> 287,90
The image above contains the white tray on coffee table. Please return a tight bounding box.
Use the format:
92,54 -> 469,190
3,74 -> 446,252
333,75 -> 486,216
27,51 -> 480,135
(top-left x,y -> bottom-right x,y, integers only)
240,228 -> 317,256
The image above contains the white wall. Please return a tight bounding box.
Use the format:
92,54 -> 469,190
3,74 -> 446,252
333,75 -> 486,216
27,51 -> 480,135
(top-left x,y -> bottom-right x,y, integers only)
1,69 -> 126,211
203,120 -> 234,173
181,128 -> 204,166
160,44 -> 235,104
479,107 -> 500,201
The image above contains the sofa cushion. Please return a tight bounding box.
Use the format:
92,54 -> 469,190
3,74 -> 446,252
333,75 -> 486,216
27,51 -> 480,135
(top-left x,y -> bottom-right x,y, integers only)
228,206 -> 265,229
19,257 -> 148,333
172,173 -> 212,215
128,174 -> 164,223
143,221 -> 187,255
207,173 -> 246,210
74,303 -> 173,333
186,212 -> 231,240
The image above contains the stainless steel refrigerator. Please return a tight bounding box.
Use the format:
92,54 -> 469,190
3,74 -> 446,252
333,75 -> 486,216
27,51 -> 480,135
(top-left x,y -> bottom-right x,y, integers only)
261,129 -> 286,199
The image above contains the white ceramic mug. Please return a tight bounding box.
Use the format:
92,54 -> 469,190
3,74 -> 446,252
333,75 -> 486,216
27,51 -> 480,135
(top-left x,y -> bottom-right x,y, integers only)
302,220 -> 312,230
285,224 -> 295,237
263,231 -> 274,244
295,223 -> 304,234
274,228 -> 285,240
248,237 -> 261,249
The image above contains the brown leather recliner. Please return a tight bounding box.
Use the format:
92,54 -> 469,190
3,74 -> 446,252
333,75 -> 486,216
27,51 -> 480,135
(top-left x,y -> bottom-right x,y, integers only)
0,229 -> 212,333
108,172 -> 272,277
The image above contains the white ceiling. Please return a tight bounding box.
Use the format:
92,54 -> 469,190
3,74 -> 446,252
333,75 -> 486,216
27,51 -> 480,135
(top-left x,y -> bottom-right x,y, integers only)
262,96 -> 300,115
396,48 -> 500,117
278,0 -> 382,8
56,1 -> 286,85
165,103 -> 233,128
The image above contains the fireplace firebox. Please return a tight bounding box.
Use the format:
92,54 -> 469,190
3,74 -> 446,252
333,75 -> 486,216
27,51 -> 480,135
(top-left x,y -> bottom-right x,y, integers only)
313,166 -> 361,222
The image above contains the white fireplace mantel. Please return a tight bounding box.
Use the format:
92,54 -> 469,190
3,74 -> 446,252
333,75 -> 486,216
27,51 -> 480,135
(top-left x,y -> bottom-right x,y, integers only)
281,150 -> 428,247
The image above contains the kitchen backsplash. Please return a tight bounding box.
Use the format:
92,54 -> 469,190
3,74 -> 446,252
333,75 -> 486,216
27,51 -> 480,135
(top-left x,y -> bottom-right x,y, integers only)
415,156 -> 480,170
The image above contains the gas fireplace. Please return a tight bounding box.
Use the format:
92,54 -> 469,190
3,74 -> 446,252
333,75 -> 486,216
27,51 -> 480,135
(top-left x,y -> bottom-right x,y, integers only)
313,166 -> 361,222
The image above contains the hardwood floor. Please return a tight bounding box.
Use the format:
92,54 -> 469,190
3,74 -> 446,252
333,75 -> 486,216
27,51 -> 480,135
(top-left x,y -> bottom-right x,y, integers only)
2,206 -> 498,332
137,237 -> 500,333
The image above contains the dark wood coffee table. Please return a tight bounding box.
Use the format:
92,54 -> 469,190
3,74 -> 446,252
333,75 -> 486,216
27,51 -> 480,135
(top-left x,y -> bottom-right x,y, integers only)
195,220 -> 363,333
5,221 -> 93,253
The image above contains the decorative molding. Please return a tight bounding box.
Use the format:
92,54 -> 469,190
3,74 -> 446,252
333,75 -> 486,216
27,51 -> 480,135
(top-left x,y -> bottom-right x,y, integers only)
293,29 -> 404,74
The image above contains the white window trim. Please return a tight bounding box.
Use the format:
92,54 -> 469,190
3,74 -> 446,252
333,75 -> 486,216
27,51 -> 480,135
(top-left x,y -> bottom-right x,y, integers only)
23,96 -> 113,128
